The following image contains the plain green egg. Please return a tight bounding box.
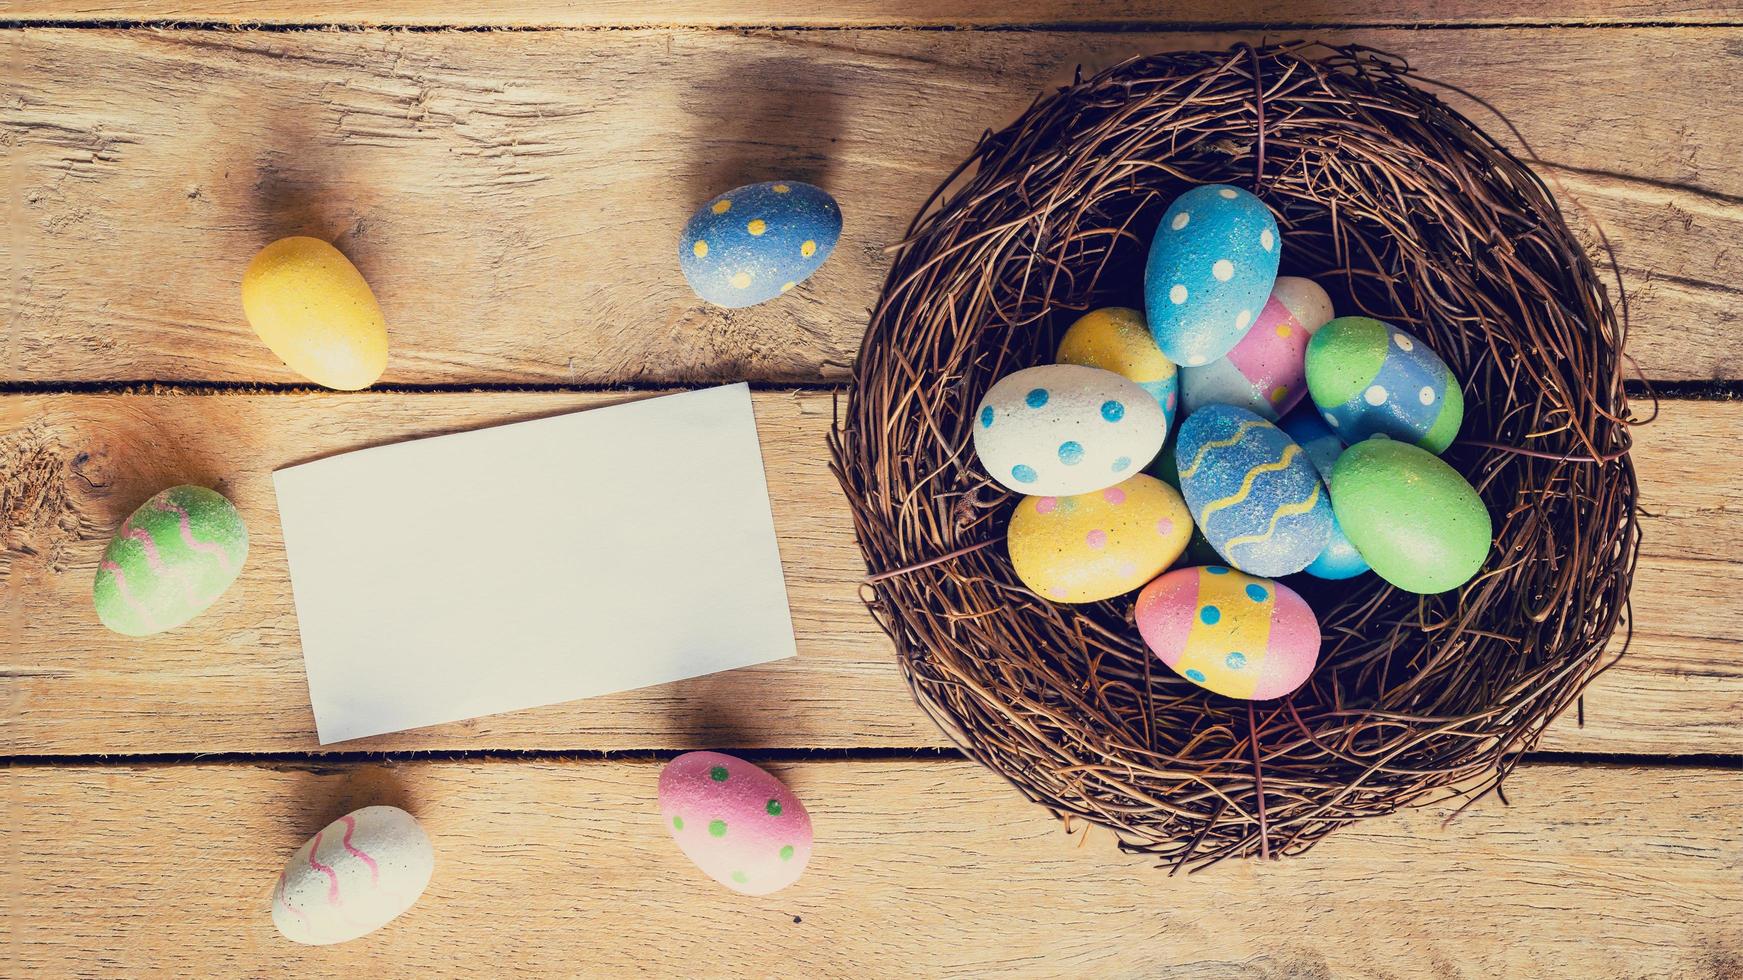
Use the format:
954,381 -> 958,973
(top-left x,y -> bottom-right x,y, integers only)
1330,439 -> 1491,594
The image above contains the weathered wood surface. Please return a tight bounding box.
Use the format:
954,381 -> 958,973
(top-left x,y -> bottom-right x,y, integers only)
5,28 -> 1739,385
4,391 -> 1737,756
8,0 -> 1741,26
7,758 -> 1741,977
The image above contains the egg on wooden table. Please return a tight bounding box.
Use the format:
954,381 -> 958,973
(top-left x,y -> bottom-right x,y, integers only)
242,237 -> 389,390
1144,184 -> 1281,367
973,364 -> 1167,496
1276,409 -> 1371,580
92,485 -> 248,637
1055,307 -> 1180,438
1180,276 -> 1334,421
1135,565 -> 1320,700
1174,404 -> 1331,577
1305,316 -> 1465,453
660,752 -> 813,896
1331,439 -> 1492,594
271,806 -> 435,946
1007,474 -> 1192,603
679,181 -> 842,307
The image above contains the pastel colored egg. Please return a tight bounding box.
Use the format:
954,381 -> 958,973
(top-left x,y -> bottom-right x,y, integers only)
1135,565 -> 1321,700
242,237 -> 389,390
1007,474 -> 1192,603
271,806 -> 434,946
1331,439 -> 1492,593
1144,184 -> 1282,367
1145,430 -> 1224,568
660,751 -> 813,896
1180,277 -> 1334,421
92,485 -> 248,637
1276,409 -> 1371,580
973,364 -> 1168,496
1055,307 -> 1179,438
679,181 -> 841,308
1305,317 -> 1465,453
1174,405 -> 1331,577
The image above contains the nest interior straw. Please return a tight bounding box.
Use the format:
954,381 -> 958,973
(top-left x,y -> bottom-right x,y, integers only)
829,41 -> 1640,872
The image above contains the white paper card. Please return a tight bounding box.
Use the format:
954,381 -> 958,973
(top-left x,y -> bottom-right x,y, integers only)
273,383 -> 797,744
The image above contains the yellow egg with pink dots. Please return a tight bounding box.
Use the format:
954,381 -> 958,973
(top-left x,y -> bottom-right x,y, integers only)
1006,473 -> 1193,603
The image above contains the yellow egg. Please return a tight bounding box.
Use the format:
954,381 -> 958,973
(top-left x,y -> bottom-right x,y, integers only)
1007,474 -> 1193,603
241,237 -> 389,390
1056,307 -> 1179,433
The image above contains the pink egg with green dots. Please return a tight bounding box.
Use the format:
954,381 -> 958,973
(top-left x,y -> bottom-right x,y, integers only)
659,752 -> 812,896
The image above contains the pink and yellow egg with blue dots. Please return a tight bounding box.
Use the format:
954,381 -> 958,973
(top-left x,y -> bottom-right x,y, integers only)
659,751 -> 813,896
1134,565 -> 1321,700
679,181 -> 841,308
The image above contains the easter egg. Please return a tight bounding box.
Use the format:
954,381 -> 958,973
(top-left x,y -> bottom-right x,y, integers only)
659,751 -> 813,896
271,806 -> 434,946
1276,409 -> 1371,581
242,237 -> 389,390
1145,430 -> 1223,567
92,485 -> 248,637
1305,317 -> 1464,453
973,364 -> 1167,496
1180,277 -> 1334,421
1007,474 -> 1192,603
1144,184 -> 1282,367
1135,566 -> 1320,700
1331,439 -> 1492,593
679,181 -> 841,308
1174,405 -> 1331,577
1056,307 -> 1179,438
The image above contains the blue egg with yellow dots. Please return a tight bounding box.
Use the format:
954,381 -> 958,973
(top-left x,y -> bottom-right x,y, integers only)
1175,404 -> 1331,578
679,181 -> 842,308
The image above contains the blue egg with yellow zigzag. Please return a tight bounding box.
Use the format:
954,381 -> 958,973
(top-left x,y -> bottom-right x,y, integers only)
680,181 -> 842,308
1175,404 -> 1332,577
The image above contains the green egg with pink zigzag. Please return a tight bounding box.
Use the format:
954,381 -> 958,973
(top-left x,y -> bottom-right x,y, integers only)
92,485 -> 249,636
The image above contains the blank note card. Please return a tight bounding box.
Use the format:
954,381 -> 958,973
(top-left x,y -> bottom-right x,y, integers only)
273,383 -> 797,744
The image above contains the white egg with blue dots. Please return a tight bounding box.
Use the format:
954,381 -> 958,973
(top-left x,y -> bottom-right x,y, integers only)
973,364 -> 1167,497
679,181 -> 842,308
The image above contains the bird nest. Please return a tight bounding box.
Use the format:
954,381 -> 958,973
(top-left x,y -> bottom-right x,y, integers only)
829,42 -> 1640,870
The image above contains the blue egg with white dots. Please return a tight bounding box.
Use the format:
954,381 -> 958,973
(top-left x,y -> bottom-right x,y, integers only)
1278,408 -> 1373,580
973,364 -> 1167,496
1175,404 -> 1332,577
1144,184 -> 1281,368
679,181 -> 842,308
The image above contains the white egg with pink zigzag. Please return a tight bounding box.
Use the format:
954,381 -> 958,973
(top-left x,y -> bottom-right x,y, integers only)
270,805 -> 435,945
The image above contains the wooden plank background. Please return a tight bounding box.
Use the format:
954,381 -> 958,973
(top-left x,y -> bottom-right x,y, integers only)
3,8 -> 1740,978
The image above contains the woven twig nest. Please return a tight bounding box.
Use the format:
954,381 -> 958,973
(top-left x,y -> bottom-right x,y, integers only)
830,42 -> 1640,870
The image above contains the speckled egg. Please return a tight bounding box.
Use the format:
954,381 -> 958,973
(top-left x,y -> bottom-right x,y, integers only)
973,364 -> 1168,496
1007,474 -> 1192,603
1305,317 -> 1464,453
92,485 -> 248,637
1056,307 -> 1179,438
1174,405 -> 1331,577
679,181 -> 841,307
660,752 -> 812,896
242,237 -> 389,391
1144,184 -> 1282,367
1276,409 -> 1371,580
1135,565 -> 1320,700
1332,439 -> 1491,593
271,806 -> 434,946
1180,277 -> 1333,421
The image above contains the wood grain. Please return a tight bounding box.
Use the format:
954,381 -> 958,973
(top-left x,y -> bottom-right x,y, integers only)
7,757 -> 1741,977
7,0 -> 1741,27
5,28 -> 1740,386
3,391 -> 1738,756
